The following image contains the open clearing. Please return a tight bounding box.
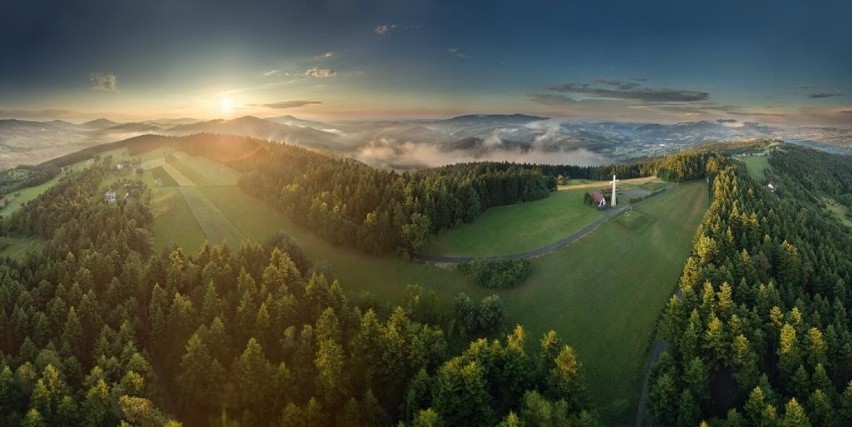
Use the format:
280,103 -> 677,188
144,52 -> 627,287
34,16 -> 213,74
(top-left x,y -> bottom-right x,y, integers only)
741,154 -> 771,182
147,153 -> 708,425
425,187 -> 605,257
0,237 -> 45,260
823,197 -> 852,228
173,152 -> 241,185
502,181 -> 709,423
425,176 -> 667,258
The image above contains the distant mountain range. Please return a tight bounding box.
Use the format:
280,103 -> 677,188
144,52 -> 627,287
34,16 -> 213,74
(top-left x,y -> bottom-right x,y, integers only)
0,114 -> 849,168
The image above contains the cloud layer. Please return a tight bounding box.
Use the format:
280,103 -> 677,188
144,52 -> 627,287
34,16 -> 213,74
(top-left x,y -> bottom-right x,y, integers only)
549,81 -> 709,102
261,100 -> 323,109
373,23 -> 397,36
89,73 -> 118,91
304,68 -> 336,78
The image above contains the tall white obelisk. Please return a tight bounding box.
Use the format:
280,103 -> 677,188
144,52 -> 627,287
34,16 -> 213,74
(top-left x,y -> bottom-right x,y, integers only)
610,174 -> 619,207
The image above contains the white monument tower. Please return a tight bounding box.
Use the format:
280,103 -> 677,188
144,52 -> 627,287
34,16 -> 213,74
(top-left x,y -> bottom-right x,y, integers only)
610,174 -> 619,207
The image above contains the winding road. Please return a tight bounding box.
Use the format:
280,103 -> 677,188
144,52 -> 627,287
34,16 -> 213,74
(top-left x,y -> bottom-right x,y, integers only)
412,205 -> 630,264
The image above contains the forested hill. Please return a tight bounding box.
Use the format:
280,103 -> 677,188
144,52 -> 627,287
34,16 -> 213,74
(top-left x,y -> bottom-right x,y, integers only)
649,146 -> 852,425
237,136 -> 733,254
0,155 -> 600,425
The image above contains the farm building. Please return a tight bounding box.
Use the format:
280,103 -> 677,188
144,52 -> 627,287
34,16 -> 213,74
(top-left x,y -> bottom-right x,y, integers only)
124,182 -> 144,192
591,191 -> 607,209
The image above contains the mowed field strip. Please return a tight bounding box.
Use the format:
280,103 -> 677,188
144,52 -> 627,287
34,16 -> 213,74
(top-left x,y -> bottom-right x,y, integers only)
161,163 -> 196,187
173,152 -> 241,185
154,152 -> 245,248
178,187 -> 243,247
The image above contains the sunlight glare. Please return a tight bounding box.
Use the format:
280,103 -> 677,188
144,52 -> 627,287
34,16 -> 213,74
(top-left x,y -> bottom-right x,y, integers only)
219,97 -> 235,114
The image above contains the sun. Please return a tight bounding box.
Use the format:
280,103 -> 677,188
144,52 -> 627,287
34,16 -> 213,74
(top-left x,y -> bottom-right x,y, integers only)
219,97 -> 236,114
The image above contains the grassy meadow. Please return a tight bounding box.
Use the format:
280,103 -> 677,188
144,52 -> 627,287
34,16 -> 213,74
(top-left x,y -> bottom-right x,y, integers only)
145,154 -> 708,424
741,154 -> 771,182
424,187 -> 605,257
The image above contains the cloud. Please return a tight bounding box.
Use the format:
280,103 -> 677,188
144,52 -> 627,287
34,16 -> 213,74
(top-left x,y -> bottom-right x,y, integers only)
264,69 -> 290,78
88,73 -> 118,91
260,100 -> 323,109
628,76 -> 647,82
448,47 -> 469,59
808,92 -> 844,98
320,51 -> 334,59
527,93 -> 578,107
374,23 -> 397,36
594,78 -> 641,90
260,100 -> 320,110
797,85 -> 821,89
841,110 -> 852,114
355,137 -> 610,170
550,82 -> 709,102
0,108 -> 78,120
716,119 -> 738,123
304,68 -> 336,78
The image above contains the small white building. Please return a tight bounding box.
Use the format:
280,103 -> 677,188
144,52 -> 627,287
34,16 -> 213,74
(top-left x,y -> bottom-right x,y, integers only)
104,190 -> 117,204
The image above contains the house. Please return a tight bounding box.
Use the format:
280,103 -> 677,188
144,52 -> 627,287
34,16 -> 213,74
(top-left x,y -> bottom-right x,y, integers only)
767,180 -> 776,192
591,191 -> 607,209
104,190 -> 117,204
116,160 -> 131,170
124,182 -> 144,193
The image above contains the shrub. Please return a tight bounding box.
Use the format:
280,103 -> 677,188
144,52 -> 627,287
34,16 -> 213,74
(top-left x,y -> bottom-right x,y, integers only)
459,259 -> 532,289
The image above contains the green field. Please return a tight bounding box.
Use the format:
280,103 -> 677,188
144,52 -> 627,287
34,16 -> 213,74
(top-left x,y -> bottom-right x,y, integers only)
166,159 -> 212,186
151,188 -> 207,253
502,181 -> 709,422
823,197 -> 852,228
151,166 -> 178,187
0,237 -> 45,260
425,188 -> 605,256
173,152 -> 241,185
148,154 -> 708,424
741,155 -> 770,182
178,187 -> 243,247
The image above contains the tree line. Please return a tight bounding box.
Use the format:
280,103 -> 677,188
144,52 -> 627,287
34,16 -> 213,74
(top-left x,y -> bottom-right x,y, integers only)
237,144 -> 556,253
0,151 -> 600,425
648,148 -> 852,425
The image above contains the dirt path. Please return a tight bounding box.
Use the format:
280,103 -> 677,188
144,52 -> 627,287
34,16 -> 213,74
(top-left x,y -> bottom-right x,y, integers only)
412,205 -> 629,263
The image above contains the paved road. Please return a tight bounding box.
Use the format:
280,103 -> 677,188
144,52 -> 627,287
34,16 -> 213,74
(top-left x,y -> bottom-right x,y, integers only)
412,205 -> 629,264
634,286 -> 683,427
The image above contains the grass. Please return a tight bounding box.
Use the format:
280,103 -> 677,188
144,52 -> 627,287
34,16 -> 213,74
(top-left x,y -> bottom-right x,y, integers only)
173,152 -> 241,185
167,159 -> 214,186
558,176 -> 658,191
151,188 -> 207,254
178,187 -> 243,248
0,237 -> 45,260
151,166 -> 179,187
823,197 -> 852,228
741,155 -> 770,182
424,188 -> 605,257
613,208 -> 651,230
149,157 -> 708,425
160,163 -> 196,187
498,181 -> 709,423
0,160 -> 91,216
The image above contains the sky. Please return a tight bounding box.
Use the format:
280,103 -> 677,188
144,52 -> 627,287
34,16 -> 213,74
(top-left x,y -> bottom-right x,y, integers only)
1,0 -> 850,125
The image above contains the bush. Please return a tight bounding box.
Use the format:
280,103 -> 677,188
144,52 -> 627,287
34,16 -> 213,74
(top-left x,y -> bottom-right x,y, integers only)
459,259 -> 532,289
